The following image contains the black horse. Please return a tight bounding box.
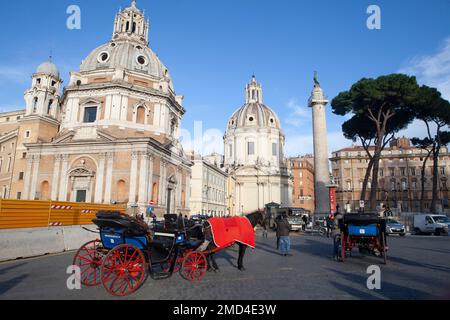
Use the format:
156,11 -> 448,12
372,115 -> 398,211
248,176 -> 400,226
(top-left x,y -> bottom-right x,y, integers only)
194,211 -> 267,272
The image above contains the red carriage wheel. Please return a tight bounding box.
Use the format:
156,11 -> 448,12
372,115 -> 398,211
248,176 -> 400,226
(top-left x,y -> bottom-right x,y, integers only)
181,251 -> 207,281
73,240 -> 106,286
101,244 -> 146,296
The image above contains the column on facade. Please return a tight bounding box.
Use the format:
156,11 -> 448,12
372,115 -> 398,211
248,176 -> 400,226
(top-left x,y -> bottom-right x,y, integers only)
58,155 -> 69,201
94,153 -> 106,203
147,155 -> 154,202
185,173 -> 191,210
176,168 -> 182,208
22,155 -> 34,200
138,153 -> 150,205
159,160 -> 167,206
103,153 -> 114,203
29,155 -> 41,200
51,155 -> 61,200
129,151 -> 139,204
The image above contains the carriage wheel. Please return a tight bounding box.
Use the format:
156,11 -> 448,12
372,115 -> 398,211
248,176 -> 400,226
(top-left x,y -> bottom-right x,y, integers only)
381,232 -> 387,265
73,240 -> 105,286
181,252 -> 207,281
340,232 -> 346,262
101,244 -> 146,296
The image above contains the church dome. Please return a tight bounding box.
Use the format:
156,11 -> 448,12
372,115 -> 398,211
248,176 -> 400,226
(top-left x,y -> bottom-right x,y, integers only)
80,41 -> 173,88
227,76 -> 281,131
36,60 -> 60,78
228,102 -> 281,130
79,1 -> 174,90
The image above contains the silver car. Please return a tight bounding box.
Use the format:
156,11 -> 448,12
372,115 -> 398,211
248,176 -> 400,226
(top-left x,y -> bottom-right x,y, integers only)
386,218 -> 406,236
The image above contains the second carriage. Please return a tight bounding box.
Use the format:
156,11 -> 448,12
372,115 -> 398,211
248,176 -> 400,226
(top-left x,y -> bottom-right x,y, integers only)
338,213 -> 388,264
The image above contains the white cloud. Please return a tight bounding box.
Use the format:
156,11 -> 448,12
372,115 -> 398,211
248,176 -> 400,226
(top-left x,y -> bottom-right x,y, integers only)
0,66 -> 29,84
284,98 -> 311,127
399,36 -> 450,99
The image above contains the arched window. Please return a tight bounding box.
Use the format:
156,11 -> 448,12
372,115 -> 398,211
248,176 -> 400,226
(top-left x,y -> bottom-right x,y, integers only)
152,183 -> 158,203
136,106 -> 146,124
40,181 -> 50,200
132,22 -> 136,33
116,180 -> 127,203
32,97 -> 38,113
47,100 -> 53,114
126,21 -> 130,31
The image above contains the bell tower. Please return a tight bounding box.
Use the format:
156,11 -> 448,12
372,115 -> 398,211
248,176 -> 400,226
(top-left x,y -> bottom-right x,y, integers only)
245,75 -> 263,104
24,57 -> 62,119
112,0 -> 149,45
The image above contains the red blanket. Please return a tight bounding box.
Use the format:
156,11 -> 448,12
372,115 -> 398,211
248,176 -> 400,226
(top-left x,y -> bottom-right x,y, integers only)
208,217 -> 255,249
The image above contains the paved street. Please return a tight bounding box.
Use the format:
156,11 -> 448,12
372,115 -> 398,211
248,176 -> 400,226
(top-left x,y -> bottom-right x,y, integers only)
0,232 -> 449,300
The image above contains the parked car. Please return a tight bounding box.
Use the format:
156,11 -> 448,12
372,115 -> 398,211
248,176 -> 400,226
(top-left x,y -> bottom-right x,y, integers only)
385,218 -> 406,236
413,214 -> 450,236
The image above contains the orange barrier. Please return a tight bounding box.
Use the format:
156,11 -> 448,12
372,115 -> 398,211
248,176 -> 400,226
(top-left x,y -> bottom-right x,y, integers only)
0,199 -> 126,229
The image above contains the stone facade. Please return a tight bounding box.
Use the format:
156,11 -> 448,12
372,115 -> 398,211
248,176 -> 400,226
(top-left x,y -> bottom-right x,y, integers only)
188,152 -> 228,217
288,155 -> 315,213
0,1 -> 192,217
330,137 -> 450,213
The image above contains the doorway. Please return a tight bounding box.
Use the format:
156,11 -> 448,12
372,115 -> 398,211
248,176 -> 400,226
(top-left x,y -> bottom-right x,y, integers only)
76,190 -> 87,203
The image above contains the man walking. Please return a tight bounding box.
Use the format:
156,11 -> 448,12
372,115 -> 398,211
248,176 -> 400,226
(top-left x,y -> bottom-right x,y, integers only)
277,214 -> 292,256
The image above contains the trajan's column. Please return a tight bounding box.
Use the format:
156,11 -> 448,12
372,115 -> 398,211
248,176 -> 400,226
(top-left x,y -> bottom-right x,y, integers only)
309,72 -> 330,214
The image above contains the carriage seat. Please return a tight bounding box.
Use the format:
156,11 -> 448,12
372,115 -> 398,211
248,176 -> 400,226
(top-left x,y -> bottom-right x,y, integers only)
93,211 -> 148,236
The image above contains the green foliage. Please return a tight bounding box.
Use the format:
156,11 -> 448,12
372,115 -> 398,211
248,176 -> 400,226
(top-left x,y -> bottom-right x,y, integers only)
332,74 -> 419,139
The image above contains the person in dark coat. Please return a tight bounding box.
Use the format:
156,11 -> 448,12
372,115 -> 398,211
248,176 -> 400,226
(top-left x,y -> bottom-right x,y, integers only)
275,215 -> 282,249
277,214 -> 292,256
301,215 -> 308,231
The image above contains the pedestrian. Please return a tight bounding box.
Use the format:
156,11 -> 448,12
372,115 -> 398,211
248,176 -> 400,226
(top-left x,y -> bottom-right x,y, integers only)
262,226 -> 268,238
277,214 -> 292,256
332,211 -> 344,261
302,215 -> 308,231
326,213 -> 334,238
274,215 -> 282,249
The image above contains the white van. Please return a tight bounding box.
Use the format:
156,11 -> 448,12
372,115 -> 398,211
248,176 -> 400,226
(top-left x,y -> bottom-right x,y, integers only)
413,214 -> 450,236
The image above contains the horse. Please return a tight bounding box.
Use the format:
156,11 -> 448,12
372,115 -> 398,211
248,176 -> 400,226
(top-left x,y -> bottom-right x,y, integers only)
198,210 -> 267,272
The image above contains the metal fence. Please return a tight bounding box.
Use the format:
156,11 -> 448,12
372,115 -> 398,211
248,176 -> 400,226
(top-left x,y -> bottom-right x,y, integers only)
0,199 -> 126,229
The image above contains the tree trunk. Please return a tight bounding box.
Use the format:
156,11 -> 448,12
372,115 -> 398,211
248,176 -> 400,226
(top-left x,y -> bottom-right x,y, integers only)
369,148 -> 382,211
430,147 -> 440,213
360,157 -> 375,202
420,152 -> 431,212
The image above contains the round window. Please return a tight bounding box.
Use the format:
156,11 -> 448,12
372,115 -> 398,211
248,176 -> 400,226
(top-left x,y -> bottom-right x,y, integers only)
270,118 -> 274,124
98,52 -> 109,63
249,117 -> 254,122
137,55 -> 147,66
110,42 -> 116,47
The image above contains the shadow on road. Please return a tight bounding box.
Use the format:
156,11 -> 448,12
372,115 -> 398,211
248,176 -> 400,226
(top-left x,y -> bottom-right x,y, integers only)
0,263 -> 29,296
325,268 -> 432,299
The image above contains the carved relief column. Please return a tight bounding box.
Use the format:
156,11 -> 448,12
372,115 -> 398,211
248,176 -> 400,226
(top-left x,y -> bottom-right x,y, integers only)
29,155 -> 41,200
138,152 -> 150,205
103,153 -> 114,204
22,155 -> 34,200
51,155 -> 62,200
159,160 -> 167,206
128,151 -> 139,204
94,153 -> 106,203
58,154 -> 69,201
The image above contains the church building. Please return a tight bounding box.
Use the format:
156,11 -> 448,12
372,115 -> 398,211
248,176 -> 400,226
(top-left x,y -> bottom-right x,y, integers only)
224,76 -> 293,214
0,1 -> 192,216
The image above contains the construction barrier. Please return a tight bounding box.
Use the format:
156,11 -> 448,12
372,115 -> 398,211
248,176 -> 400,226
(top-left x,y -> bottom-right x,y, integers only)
0,199 -> 126,229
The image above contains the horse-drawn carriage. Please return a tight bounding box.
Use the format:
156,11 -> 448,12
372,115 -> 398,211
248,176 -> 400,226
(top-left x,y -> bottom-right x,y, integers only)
338,213 -> 388,264
73,211 -> 209,296
73,210 -> 265,296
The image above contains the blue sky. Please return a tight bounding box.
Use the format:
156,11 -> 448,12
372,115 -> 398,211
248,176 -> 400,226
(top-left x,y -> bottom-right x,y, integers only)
1,0 -> 449,156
